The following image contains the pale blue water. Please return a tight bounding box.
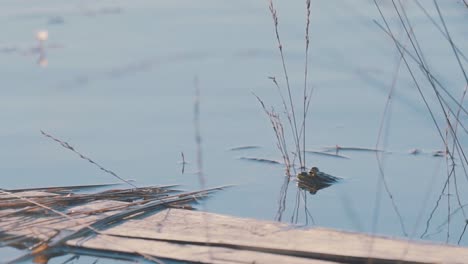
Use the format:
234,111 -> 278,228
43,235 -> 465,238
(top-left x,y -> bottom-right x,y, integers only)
1,0 -> 467,262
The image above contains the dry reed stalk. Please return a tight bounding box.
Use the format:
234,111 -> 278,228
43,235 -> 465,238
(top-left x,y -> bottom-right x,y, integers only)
254,0 -> 315,175
301,0 -> 311,171
374,0 -> 468,245
254,94 -> 291,175
433,0 -> 468,244
256,0 -> 315,224
40,130 -> 137,189
265,1 -> 303,171
374,0 -> 443,239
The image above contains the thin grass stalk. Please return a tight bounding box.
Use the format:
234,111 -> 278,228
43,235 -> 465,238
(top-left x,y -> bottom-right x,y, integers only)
390,1 -> 459,159
386,1 -> 468,240
445,85 -> 468,243
433,0 -> 468,84
275,176 -> 290,221
302,190 -> 314,224
291,190 -> 301,224
453,168 -> 468,229
421,174 -> 451,238
373,24 -> 407,238
381,1 -> 468,239
298,86 -> 315,147
398,0 -> 429,67
459,223 -> 468,244
438,95 -> 468,135
273,117 -> 292,173
374,0 -> 438,237
268,0 -> 303,169
445,124 -> 451,242
373,22 -> 468,119
394,1 -> 468,178
41,131 -> 137,189
396,1 -> 466,148
302,0 -> 311,171
430,202 -> 468,237
376,2 -> 447,152
254,93 -> 292,174
375,22 -> 468,141
268,76 -> 299,170
452,83 -> 468,188
414,0 -> 468,64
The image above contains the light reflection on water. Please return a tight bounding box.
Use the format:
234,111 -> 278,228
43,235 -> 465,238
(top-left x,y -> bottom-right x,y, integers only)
0,1 -> 467,261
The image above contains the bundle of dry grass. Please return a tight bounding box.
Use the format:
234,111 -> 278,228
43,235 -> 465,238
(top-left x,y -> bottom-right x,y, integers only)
0,183 -> 226,263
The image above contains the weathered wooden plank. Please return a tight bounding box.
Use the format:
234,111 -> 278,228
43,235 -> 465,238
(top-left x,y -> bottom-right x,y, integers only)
97,209 -> 468,264
67,235 -> 339,264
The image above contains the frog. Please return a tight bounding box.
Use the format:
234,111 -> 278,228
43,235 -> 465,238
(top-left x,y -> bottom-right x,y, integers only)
296,167 -> 341,195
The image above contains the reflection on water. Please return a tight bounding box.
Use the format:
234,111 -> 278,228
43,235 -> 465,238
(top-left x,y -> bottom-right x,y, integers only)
36,30 -> 48,67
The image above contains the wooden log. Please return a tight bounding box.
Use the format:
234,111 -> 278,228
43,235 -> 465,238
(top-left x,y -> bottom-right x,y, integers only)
67,208 -> 468,264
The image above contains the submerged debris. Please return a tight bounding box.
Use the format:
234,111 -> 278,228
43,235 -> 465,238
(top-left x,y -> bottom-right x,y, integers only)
305,150 -> 350,159
228,145 -> 261,151
296,167 -> 341,194
322,145 -> 386,153
239,156 -> 282,164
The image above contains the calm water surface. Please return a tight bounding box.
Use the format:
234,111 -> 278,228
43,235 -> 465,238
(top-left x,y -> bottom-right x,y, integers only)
1,0 -> 467,261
